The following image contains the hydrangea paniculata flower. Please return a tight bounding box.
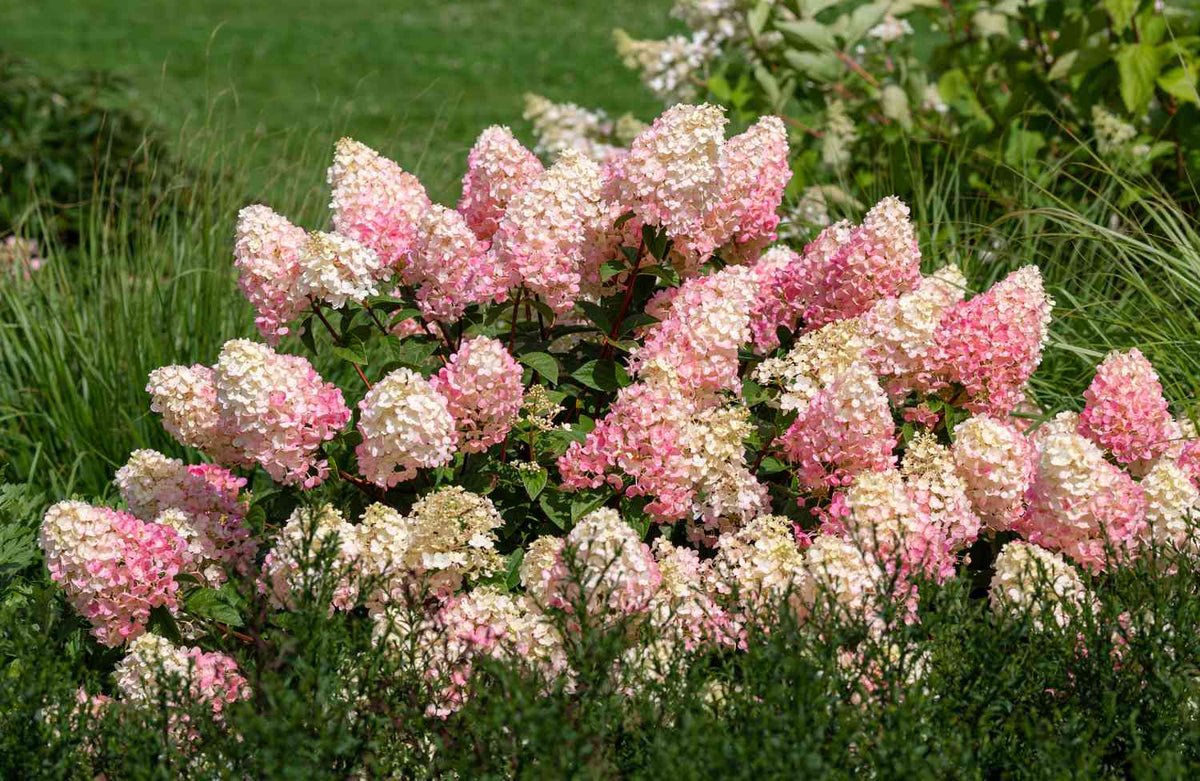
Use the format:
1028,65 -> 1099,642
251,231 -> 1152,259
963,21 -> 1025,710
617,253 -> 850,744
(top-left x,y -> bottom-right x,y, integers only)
1019,428 -> 1147,571
297,230 -> 386,309
261,504 -> 361,612
1079,348 -> 1173,464
457,125 -> 543,241
802,534 -> 887,627
233,205 -> 308,344
430,337 -> 524,453
648,538 -> 731,649
901,433 -> 981,558
356,367 -> 457,487
630,264 -> 757,395
40,501 -> 186,647
931,265 -> 1054,416
328,137 -> 430,268
609,103 -> 726,258
863,265 -> 966,394
115,450 -> 255,584
404,204 -> 506,322
710,116 -> 791,261
708,514 -> 809,631
1139,458 -> 1199,551
801,197 -> 922,329
113,633 -> 250,721
779,361 -> 897,490
951,415 -> 1036,531
559,508 -> 661,617
213,339 -> 351,487
990,541 -> 1091,630
146,364 -> 243,467
364,488 -> 505,600
491,149 -> 604,312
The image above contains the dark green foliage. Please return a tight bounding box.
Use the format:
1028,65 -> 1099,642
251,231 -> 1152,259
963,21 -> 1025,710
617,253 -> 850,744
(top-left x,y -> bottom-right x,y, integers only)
0,53 -> 190,248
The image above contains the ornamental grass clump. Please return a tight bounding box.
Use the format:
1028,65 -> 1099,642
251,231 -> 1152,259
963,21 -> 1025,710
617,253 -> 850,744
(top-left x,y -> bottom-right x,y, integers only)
19,100 -> 1200,774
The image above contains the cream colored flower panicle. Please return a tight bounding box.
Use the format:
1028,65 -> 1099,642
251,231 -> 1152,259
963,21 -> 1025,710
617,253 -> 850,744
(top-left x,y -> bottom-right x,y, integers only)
753,318 -> 870,412
1140,459 -> 1199,551
297,230 -> 386,309
803,534 -> 887,626
261,504 -> 362,612
990,541 -> 1092,630
708,514 -> 808,624
355,367 -> 457,488
365,488 -> 505,600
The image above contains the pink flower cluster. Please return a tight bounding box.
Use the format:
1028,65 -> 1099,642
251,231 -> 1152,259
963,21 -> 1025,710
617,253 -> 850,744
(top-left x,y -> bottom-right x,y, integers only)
40,501 -> 186,647
234,205 -> 308,344
457,125 -> 545,242
608,105 -> 790,272
115,449 -> 256,585
929,266 -> 1054,416
1079,348 -> 1172,464
150,340 -> 351,487
114,633 -> 250,721
430,336 -> 524,453
1019,421 -> 1147,571
799,197 -> 923,329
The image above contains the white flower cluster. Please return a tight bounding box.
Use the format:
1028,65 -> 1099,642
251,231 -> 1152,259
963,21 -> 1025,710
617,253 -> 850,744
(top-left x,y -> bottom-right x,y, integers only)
297,230 -> 385,309
753,318 -> 870,412
990,541 -> 1091,630
359,488 -> 506,602
261,504 -> 362,611
523,93 -> 644,162
356,367 -> 457,487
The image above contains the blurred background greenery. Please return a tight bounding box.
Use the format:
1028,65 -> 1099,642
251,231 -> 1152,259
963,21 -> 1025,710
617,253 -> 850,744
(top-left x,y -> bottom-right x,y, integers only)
0,0 -> 676,204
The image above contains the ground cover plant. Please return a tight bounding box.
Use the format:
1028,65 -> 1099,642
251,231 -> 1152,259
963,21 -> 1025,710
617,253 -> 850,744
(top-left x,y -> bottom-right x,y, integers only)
3,96 -> 1200,777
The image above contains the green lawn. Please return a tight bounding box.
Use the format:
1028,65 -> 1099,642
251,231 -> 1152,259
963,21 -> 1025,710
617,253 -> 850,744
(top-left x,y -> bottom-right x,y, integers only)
0,0 -> 675,204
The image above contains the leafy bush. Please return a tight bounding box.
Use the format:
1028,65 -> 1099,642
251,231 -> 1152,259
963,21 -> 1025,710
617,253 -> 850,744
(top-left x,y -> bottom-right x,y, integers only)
3,97 -> 1200,775
537,1 -> 1200,221
0,52 -> 189,248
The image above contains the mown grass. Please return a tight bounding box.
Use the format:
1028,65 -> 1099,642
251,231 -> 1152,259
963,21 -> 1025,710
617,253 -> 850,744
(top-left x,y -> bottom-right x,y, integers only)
0,0 -> 676,204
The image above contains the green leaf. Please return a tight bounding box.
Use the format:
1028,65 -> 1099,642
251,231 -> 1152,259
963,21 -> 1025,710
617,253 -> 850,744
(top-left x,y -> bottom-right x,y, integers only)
572,360 -> 631,392
840,1 -> 889,47
367,295 -> 413,313
758,456 -> 787,475
300,315 -> 316,355
638,264 -> 680,288
185,587 -> 244,627
539,489 -> 572,530
775,20 -> 836,52
570,488 -> 612,523
1103,0 -> 1138,33
618,313 -> 659,335
747,0 -> 772,38
331,342 -> 368,365
527,298 -> 558,324
782,50 -> 841,83
521,466 -> 549,500
1004,128 -> 1047,166
505,548 -> 524,590
1158,66 -> 1200,107
600,259 -> 627,282
641,224 -> 671,261
742,378 -> 768,407
519,351 -> 560,385
754,65 -> 782,108
614,210 -> 636,229
148,605 -> 183,644
387,307 -> 422,327
1116,43 -> 1164,114
576,301 -> 613,333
